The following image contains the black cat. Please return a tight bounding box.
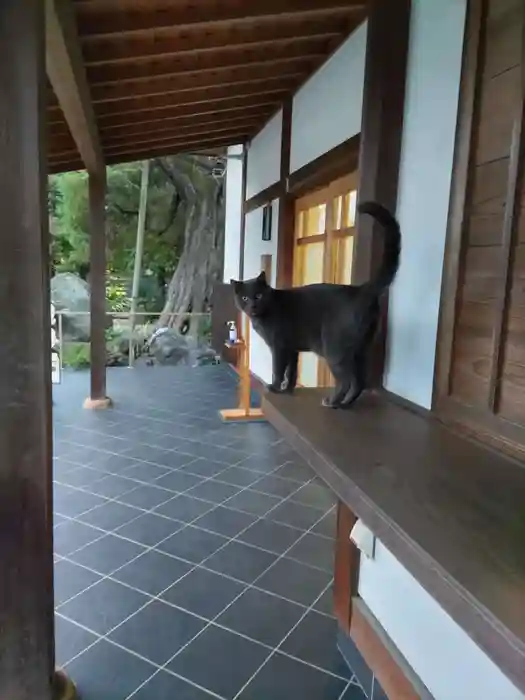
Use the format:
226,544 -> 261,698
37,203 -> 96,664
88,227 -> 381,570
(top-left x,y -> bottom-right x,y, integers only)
231,201 -> 401,408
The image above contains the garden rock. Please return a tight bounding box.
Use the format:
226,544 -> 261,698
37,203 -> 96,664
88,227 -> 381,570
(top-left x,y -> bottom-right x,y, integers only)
146,328 -> 191,366
51,273 -> 90,341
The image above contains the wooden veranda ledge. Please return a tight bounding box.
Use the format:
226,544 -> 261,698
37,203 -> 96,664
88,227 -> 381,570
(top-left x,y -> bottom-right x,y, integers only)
263,388 -> 525,692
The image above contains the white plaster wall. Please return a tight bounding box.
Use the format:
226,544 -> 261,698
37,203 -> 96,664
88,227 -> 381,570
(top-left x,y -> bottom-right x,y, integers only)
243,200 -> 279,384
359,541 -> 524,700
290,22 -> 367,173
223,144 -> 244,282
384,0 -> 467,408
246,111 -> 282,199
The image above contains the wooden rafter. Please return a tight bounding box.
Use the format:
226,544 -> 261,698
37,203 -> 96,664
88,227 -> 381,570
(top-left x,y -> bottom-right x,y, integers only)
45,0 -> 103,174
74,0 -> 366,39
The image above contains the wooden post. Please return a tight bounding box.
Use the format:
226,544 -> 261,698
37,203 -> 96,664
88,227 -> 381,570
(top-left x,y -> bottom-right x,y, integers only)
0,1 -> 75,697
85,171 -> 112,409
219,314 -> 265,422
353,0 -> 411,385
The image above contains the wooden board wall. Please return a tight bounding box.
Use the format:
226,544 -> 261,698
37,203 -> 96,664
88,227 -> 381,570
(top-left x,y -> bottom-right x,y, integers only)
436,0 -> 525,455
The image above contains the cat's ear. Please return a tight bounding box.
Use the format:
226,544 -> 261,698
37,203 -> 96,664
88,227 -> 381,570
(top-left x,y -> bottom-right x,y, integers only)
257,271 -> 267,284
230,278 -> 240,292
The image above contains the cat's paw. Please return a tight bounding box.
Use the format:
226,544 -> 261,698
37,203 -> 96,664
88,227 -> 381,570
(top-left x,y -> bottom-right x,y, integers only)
266,383 -> 282,393
322,396 -> 340,409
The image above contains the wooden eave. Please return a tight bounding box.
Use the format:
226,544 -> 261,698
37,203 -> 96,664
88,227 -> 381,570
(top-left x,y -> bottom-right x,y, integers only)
47,0 -> 367,172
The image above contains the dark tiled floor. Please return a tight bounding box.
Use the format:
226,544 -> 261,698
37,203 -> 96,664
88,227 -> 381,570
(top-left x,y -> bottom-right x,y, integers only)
53,365 -> 365,699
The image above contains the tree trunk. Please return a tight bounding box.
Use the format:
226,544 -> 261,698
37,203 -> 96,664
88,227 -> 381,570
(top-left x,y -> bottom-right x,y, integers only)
158,156 -> 225,337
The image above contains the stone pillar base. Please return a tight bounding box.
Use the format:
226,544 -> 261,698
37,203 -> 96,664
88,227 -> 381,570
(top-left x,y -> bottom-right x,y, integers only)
83,396 -> 113,410
53,669 -> 77,700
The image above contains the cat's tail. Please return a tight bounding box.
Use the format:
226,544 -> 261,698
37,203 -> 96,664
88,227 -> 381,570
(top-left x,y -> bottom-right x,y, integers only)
357,201 -> 401,296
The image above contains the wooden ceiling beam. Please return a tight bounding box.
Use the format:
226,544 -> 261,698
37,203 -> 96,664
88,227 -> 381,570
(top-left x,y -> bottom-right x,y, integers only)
103,131 -> 252,159
86,47 -> 326,86
89,69 -> 307,105
86,84 -> 291,120
45,0 -> 103,175
104,137 -> 248,166
81,18 -> 345,66
50,104 -> 274,138
92,97 -> 282,130
75,1 -> 366,39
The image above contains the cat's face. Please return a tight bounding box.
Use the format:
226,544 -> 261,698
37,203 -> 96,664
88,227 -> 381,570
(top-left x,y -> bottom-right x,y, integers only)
231,271 -> 271,318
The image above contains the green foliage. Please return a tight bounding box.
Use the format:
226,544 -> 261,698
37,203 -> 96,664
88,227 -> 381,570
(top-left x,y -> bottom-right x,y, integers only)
61,342 -> 90,370
106,274 -> 130,313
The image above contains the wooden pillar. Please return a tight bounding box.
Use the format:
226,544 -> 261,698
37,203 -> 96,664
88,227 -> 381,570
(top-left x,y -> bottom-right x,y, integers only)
353,0 -> 411,384
276,98 -> 294,288
0,1 -> 74,698
85,171 -> 112,409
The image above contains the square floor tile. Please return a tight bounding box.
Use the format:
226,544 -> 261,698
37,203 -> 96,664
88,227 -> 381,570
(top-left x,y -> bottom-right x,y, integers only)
123,444 -> 173,465
215,466 -> 263,487
180,457 -> 230,478
115,512 -> 184,546
238,650 -> 347,700
78,501 -> 143,530
118,484 -> 174,509
154,470 -> 205,493
53,483 -> 108,517
58,578 -> 149,634
54,559 -> 101,605
133,670 -> 217,700
238,519 -> 303,555
257,558 -> 331,607
273,462 -> 315,483
157,526 -> 228,564
311,510 -> 337,539
205,542 -> 276,584
162,567 -> 244,619
120,461 -> 171,483
54,615 -> 99,667
109,600 -> 205,665
281,611 -> 352,679
112,549 -> 192,595
57,466 -> 109,488
167,625 -> 270,700
66,639 -> 154,699
92,454 -> 143,474
155,494 -> 216,522
217,588 -> 304,647
313,587 -> 335,617
194,506 -> 257,537
176,441 -> 246,465
187,479 -> 240,504
226,489 -> 282,516
53,520 -> 103,556
69,533 -> 146,575
269,501 -> 325,530
251,474 -> 303,498
290,483 -> 336,511
287,533 -> 335,572
344,682 -> 368,699
237,454 -> 284,474
87,474 -> 140,498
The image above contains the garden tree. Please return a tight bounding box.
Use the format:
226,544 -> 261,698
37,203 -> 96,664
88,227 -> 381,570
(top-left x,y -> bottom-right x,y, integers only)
49,154 -> 225,319
156,154 -> 225,332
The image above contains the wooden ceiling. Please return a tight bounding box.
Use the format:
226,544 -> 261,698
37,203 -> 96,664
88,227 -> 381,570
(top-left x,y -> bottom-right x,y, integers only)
47,0 -> 367,173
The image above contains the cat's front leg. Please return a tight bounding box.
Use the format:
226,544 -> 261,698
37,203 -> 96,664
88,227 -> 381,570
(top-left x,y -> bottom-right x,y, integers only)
281,352 -> 299,394
267,347 -> 289,393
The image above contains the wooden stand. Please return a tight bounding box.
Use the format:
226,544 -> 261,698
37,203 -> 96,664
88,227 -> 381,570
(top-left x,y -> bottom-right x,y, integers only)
219,314 -> 265,422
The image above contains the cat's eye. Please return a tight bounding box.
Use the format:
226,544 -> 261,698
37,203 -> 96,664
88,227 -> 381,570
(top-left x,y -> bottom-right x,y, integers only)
242,296 -> 249,302
255,293 -> 263,300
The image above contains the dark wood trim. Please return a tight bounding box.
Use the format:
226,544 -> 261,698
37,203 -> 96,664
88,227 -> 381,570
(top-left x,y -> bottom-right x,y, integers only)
352,0 -> 411,387
0,1 -> 56,696
350,601 -> 428,700
239,147 -> 248,279
277,98 -> 294,288
434,0 -> 485,404
333,502 -> 360,633
262,388 -> 525,692
487,12 -> 525,412
88,171 -> 108,401
287,134 -> 360,197
244,180 -> 283,214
